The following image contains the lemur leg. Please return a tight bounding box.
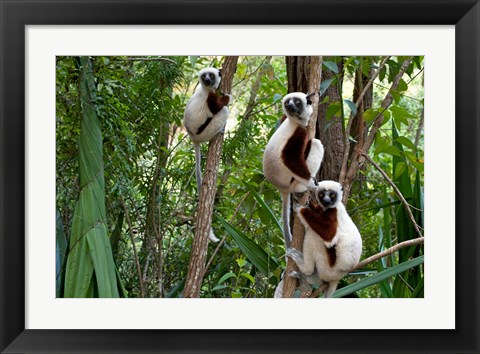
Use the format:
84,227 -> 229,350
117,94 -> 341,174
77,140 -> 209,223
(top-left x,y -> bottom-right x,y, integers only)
193,142 -> 203,193
274,279 -> 284,298
306,139 -> 324,182
286,247 -> 315,276
281,192 -> 292,248
324,280 -> 339,298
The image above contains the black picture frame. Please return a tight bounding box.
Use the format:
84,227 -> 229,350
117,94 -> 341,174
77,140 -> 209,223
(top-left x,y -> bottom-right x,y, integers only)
1,0 -> 479,353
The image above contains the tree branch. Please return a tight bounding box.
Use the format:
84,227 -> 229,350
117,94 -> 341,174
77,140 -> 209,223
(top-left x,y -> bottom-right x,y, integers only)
355,237 -> 424,270
339,56 -> 389,184
341,57 -> 413,201
183,56 -> 238,298
361,152 -> 423,239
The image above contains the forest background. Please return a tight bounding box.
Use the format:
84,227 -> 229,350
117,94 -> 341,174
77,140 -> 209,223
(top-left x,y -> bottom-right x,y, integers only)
56,55 -> 424,298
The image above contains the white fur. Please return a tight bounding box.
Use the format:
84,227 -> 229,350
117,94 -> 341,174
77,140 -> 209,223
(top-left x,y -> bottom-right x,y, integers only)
262,92 -> 324,247
288,181 -> 362,298
183,67 -> 230,243
183,67 -> 230,144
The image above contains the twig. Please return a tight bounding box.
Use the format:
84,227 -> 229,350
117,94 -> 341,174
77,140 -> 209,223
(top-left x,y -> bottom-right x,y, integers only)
121,196 -> 145,298
361,152 -> 423,239
355,237 -> 424,270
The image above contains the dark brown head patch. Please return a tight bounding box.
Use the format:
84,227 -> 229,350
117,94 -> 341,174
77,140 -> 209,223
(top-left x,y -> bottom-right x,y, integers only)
207,91 -> 230,115
281,126 -> 311,180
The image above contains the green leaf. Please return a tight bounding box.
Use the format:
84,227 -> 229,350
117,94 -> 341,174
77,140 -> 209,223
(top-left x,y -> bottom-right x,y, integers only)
333,256 -> 424,298
382,146 -> 402,157
396,136 -> 416,151
326,102 -> 341,120
56,209 -> 67,298
189,56 -> 198,66
364,108 -> 379,124
236,258 -> 247,268
323,61 -> 339,74
212,284 -> 229,291
319,77 -> 335,95
217,216 -> 279,274
239,272 -> 255,283
390,105 -> 413,126
397,79 -> 408,92
344,99 -> 357,116
217,272 -> 237,285
394,161 -> 407,179
63,57 -> 120,298
374,135 -> 390,155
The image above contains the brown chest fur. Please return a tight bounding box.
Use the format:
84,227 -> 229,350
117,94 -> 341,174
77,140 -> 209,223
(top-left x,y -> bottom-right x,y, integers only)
300,203 -> 338,266
282,126 -> 312,180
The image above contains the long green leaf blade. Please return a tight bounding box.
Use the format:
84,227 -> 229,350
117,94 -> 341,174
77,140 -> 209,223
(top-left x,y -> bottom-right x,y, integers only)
63,56 -> 120,298
244,182 -> 282,234
217,216 -> 279,274
333,256 -> 424,298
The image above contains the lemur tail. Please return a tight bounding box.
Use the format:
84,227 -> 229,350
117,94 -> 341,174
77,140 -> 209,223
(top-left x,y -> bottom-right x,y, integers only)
193,142 -> 219,243
193,142 -> 203,192
281,192 -> 292,248
209,229 -> 220,243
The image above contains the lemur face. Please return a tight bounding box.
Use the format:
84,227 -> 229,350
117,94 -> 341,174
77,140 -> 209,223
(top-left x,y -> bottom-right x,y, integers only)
314,180 -> 344,209
282,92 -> 315,126
198,67 -> 221,91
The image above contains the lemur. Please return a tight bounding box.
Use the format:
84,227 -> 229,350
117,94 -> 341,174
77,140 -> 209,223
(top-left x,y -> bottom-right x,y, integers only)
183,67 -> 232,242
286,180 -> 362,298
263,92 -> 324,248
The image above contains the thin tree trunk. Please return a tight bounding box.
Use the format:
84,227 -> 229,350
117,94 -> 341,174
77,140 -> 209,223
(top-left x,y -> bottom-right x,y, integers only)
282,56 -> 322,298
183,56 -> 238,298
317,57 -> 345,181
342,58 -> 412,202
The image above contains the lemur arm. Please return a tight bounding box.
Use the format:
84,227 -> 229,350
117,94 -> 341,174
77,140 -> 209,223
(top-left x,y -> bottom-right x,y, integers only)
207,91 -> 230,115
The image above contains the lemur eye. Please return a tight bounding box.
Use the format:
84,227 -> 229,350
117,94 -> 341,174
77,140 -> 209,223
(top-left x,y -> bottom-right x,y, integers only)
331,193 -> 336,198
295,99 -> 300,104
319,193 -> 324,198
201,74 -> 206,79
209,73 -> 215,79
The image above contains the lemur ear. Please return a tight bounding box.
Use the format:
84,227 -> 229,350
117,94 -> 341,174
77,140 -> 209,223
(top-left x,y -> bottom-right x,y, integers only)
218,69 -> 222,77
306,92 -> 316,105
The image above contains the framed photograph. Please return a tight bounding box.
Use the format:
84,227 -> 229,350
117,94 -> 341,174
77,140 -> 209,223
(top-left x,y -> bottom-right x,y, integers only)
1,0 -> 479,353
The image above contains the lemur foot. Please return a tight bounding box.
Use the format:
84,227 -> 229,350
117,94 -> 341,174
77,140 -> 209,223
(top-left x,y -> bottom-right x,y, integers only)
288,270 -> 303,279
286,247 -> 304,263
293,192 -> 307,205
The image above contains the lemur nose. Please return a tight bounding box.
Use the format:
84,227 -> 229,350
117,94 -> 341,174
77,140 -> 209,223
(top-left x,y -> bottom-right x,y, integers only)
322,198 -> 332,206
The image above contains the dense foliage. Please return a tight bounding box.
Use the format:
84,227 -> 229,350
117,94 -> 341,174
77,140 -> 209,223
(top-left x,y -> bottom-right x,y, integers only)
56,56 -> 424,298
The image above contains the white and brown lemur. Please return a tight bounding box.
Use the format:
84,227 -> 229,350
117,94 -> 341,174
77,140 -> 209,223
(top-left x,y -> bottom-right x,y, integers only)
286,180 -> 362,298
263,92 -> 324,248
183,67 -> 232,242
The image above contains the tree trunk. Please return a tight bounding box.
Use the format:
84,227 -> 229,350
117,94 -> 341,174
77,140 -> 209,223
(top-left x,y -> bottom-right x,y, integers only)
183,56 -> 238,298
317,58 -> 345,181
282,56 -> 322,298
